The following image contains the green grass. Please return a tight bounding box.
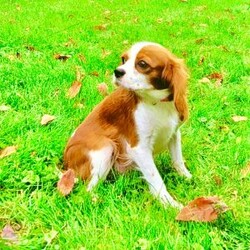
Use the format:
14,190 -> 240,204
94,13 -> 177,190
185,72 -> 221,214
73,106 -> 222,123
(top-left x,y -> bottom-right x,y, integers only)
0,0 -> 249,249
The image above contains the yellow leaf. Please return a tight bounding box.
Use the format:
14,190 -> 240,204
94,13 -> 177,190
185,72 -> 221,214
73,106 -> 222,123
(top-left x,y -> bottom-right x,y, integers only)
0,146 -> 17,159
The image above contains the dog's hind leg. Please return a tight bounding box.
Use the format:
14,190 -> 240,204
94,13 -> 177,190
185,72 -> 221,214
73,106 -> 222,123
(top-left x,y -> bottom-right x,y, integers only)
87,144 -> 114,191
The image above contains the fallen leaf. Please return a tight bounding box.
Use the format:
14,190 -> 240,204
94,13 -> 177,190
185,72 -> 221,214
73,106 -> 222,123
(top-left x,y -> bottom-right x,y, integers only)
64,38 -> 76,47
213,175 -> 222,185
25,45 -> 35,51
75,66 -> 85,82
78,54 -> 86,62
199,77 -> 211,84
1,224 -> 18,243
67,80 -> 82,99
195,38 -> 204,44
97,83 -> 108,96
94,24 -> 107,31
57,169 -> 75,196
40,114 -> 56,125
176,196 -> 229,222
90,71 -> 99,77
0,146 -> 17,159
241,162 -> 250,178
54,54 -> 71,61
207,72 -> 223,82
73,102 -> 85,109
232,115 -> 248,122
0,105 -> 11,111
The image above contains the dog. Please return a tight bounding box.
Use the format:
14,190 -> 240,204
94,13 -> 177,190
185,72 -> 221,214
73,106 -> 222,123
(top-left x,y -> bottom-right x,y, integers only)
58,42 -> 192,208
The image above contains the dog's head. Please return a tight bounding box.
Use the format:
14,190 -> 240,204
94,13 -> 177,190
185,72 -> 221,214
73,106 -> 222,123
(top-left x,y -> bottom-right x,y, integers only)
113,42 -> 188,121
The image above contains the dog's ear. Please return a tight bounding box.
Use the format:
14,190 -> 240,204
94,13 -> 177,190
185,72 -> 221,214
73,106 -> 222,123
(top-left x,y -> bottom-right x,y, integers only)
162,58 -> 188,121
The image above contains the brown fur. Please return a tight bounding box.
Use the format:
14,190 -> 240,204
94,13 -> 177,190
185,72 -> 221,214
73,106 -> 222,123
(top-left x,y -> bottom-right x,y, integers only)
63,87 -> 139,181
136,45 -> 188,121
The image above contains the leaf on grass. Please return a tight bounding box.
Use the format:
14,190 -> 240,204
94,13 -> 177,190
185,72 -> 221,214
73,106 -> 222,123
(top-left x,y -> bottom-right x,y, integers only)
97,83 -> 108,96
207,72 -> 224,86
176,196 -> 229,222
0,146 -> 17,159
25,45 -> 35,51
232,115 -> 248,122
90,71 -> 99,77
78,54 -> 86,62
40,114 -> 56,125
94,24 -> 107,31
57,169 -> 75,196
75,66 -> 85,82
1,224 -> 18,243
0,105 -> 11,111
54,54 -> 71,61
241,162 -> 250,178
67,81 -> 82,99
199,77 -> 211,84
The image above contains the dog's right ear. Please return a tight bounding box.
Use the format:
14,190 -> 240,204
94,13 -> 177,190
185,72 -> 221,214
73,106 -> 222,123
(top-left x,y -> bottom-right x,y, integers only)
162,58 -> 189,121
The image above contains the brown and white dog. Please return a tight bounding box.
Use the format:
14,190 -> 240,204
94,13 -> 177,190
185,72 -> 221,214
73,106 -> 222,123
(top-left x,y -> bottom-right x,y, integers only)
58,42 -> 192,208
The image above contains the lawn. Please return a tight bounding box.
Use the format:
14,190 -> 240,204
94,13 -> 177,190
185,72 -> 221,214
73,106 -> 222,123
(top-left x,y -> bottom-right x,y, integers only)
0,0 -> 249,249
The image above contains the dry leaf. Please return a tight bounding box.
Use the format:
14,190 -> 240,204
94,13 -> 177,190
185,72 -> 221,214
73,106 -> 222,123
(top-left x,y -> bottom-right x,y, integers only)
198,56 -> 205,65
57,169 -> 75,196
90,71 -> 99,77
1,224 -> 18,243
0,105 -> 11,111
94,24 -> 107,31
44,229 -> 58,245
97,83 -> 108,96
54,54 -> 71,61
195,38 -> 204,44
75,66 -> 85,82
207,72 -> 223,81
78,54 -> 86,62
40,114 -> 56,125
232,116 -> 248,122
25,45 -> 35,51
199,77 -> 211,84
64,38 -> 76,47
67,81 -> 82,99
241,163 -> 250,178
176,196 -> 229,222
0,146 -> 17,159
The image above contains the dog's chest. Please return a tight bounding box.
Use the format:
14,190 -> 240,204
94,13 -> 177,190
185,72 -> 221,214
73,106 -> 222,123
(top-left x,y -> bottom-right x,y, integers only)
134,101 -> 179,153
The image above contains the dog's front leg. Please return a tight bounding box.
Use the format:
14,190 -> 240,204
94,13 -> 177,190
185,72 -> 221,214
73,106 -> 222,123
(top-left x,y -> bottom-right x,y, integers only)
129,146 -> 182,209
168,129 -> 192,178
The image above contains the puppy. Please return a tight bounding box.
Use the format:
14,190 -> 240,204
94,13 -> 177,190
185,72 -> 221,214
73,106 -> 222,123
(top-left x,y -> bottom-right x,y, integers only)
58,42 -> 192,208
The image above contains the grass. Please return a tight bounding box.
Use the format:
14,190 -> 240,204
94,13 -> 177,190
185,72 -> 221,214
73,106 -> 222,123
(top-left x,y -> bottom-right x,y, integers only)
0,0 -> 249,249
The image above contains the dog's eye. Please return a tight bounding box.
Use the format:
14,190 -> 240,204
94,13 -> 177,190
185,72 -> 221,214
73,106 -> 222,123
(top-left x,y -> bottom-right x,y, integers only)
121,57 -> 126,64
137,60 -> 148,69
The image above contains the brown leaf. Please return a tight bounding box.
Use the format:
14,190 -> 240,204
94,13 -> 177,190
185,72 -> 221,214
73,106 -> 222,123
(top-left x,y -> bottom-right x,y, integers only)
94,24 -> 107,31
67,80 -> 82,99
57,169 -> 75,196
54,54 -> 71,61
198,56 -> 205,65
1,224 -> 18,243
0,105 -> 11,111
207,72 -> 223,83
25,45 -> 35,51
195,38 -> 204,44
40,114 -> 56,125
232,115 -> 248,122
75,66 -> 85,82
97,83 -> 108,96
0,146 -> 17,159
176,196 -> 229,222
90,71 -> 99,77
78,54 -> 86,62
241,162 -> 250,178
64,38 -> 76,47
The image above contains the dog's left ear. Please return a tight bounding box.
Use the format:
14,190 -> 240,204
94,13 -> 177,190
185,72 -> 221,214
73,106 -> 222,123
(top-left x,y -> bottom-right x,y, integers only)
162,58 -> 188,121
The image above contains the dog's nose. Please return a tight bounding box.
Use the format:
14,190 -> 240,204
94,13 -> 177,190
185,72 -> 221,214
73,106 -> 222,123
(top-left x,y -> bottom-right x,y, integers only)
114,68 -> 126,78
